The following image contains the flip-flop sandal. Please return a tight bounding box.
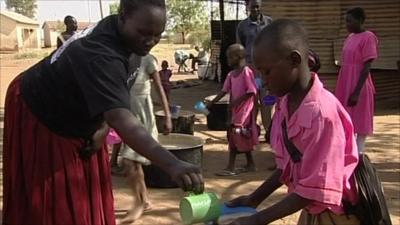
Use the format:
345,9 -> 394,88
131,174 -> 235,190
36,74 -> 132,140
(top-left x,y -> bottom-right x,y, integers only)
235,167 -> 248,173
215,169 -> 239,176
237,166 -> 258,173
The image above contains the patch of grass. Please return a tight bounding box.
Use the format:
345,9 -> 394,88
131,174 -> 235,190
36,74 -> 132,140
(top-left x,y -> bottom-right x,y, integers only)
14,50 -> 50,60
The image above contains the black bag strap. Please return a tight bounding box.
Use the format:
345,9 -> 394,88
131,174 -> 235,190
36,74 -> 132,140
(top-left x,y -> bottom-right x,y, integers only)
281,119 -> 302,163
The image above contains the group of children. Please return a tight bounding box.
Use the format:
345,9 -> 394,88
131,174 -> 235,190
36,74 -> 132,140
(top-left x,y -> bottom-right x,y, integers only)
208,7 -> 377,225
109,6 -> 376,224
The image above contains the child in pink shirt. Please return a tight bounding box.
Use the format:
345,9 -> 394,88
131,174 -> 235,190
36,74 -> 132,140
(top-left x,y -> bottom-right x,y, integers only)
206,44 -> 259,176
159,60 -> 173,100
224,19 -> 360,225
335,7 -> 378,153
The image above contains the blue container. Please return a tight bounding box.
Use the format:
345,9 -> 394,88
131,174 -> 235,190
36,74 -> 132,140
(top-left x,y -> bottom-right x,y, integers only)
255,77 -> 263,90
170,104 -> 181,117
220,204 -> 257,216
202,204 -> 257,225
262,95 -> 277,106
194,101 -> 210,115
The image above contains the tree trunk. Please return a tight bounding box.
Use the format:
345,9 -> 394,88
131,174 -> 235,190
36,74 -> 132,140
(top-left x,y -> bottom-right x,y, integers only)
181,32 -> 185,44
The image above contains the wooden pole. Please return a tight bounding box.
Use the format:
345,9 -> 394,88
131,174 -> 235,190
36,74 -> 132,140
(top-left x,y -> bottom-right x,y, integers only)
99,0 -> 104,19
219,0 -> 224,41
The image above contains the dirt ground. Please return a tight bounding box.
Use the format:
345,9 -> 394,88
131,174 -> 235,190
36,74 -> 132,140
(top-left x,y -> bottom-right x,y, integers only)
0,44 -> 399,225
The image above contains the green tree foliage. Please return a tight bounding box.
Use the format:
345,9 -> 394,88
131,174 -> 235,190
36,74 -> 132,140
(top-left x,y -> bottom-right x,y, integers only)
167,0 -> 209,45
109,2 -> 119,15
5,0 -> 37,18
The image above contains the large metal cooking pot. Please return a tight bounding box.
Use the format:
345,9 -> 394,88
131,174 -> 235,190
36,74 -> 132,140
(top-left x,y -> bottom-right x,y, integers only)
143,133 -> 204,188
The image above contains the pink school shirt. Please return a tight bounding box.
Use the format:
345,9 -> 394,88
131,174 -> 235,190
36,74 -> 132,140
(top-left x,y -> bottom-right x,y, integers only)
334,31 -> 378,135
222,66 -> 257,126
159,69 -> 172,88
270,73 -> 359,215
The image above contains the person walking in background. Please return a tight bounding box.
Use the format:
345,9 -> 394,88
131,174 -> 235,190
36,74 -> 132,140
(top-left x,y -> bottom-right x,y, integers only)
57,15 -> 78,48
159,60 -> 173,100
236,0 -> 273,143
206,44 -> 259,176
335,7 -> 378,154
120,54 -> 172,223
174,50 -> 190,73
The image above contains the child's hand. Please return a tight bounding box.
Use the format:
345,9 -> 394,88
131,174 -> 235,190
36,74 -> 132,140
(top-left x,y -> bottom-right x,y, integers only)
163,117 -> 172,135
165,160 -> 204,194
225,195 -> 259,208
226,215 -> 261,225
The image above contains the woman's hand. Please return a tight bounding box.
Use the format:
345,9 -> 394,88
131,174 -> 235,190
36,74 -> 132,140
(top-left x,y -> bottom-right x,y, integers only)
165,160 -> 204,194
163,116 -> 173,135
104,108 -> 203,193
347,91 -> 360,107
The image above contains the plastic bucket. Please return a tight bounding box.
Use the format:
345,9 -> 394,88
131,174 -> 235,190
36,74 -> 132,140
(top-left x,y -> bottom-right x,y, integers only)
194,101 -> 210,115
198,65 -> 210,79
170,105 -> 181,117
179,192 -> 221,225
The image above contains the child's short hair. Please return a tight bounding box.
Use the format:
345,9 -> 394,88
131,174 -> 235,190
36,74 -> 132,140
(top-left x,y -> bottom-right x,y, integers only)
227,43 -> 246,59
161,60 -> 168,67
254,19 -> 309,58
64,15 -> 75,25
119,0 -> 166,16
347,7 -> 366,23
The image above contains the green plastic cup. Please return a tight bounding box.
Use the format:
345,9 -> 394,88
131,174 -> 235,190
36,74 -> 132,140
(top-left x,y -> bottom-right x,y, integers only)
179,192 -> 221,225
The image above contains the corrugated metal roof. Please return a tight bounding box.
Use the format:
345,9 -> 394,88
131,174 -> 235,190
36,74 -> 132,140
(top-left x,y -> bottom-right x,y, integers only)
0,10 -> 38,25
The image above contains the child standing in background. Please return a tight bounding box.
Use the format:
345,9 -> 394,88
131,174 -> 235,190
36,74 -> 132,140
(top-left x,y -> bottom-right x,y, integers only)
335,7 -> 378,154
120,54 -> 172,223
206,44 -> 259,176
159,60 -> 173,100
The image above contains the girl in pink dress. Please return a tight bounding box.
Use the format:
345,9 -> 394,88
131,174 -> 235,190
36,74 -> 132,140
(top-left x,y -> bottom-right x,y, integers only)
159,60 -> 173,100
335,7 -> 378,153
206,44 -> 259,176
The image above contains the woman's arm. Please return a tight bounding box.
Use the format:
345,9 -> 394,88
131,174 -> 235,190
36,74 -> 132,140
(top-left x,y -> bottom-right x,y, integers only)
348,59 -> 374,106
151,71 -> 172,134
104,108 -> 203,192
